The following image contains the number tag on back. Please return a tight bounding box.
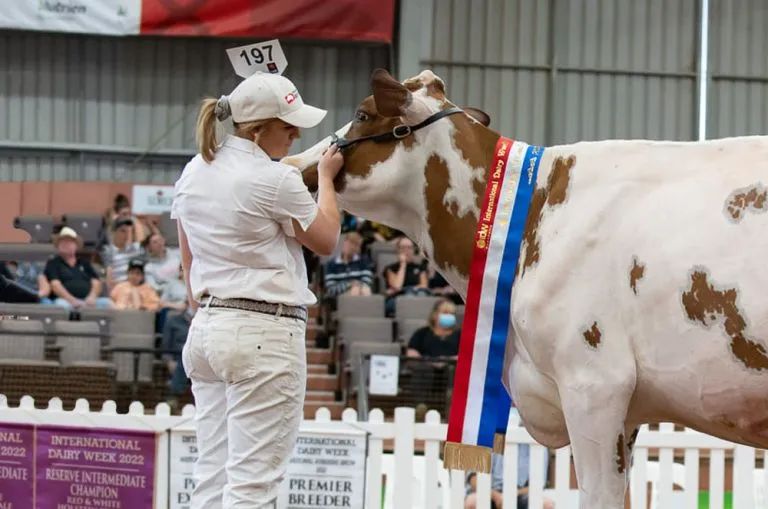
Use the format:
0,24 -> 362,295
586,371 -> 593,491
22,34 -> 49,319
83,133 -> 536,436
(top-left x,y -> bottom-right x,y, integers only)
226,39 -> 288,78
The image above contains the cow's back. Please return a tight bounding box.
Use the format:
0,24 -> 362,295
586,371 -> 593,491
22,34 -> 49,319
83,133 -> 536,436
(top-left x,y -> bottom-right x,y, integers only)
510,135 -> 768,446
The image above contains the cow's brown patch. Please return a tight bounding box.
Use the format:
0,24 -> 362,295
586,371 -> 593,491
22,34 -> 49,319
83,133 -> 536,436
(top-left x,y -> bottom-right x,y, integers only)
682,269 -> 768,371
424,154 -> 480,277
518,155 -> 576,277
630,257 -> 645,295
725,183 -> 768,222
583,321 -> 601,348
627,428 -> 639,453
615,433 -> 626,474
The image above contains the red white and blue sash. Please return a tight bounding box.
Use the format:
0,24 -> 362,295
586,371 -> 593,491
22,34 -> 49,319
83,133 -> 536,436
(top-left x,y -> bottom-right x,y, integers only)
443,137 -> 545,472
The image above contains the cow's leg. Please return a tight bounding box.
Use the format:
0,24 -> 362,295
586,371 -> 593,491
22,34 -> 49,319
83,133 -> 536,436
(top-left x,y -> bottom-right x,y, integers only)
559,376 -> 636,509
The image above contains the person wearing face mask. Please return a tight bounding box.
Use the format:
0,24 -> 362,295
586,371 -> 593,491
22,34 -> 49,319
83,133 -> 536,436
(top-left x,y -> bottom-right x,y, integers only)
405,298 -> 461,418
171,71 -> 344,509
406,298 -> 461,360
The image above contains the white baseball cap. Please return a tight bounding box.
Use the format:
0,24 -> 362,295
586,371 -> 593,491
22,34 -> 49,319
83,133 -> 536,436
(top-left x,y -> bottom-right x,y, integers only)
217,72 -> 327,129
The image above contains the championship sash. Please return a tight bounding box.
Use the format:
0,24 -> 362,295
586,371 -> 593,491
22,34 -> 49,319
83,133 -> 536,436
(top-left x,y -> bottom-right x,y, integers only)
443,137 -> 545,472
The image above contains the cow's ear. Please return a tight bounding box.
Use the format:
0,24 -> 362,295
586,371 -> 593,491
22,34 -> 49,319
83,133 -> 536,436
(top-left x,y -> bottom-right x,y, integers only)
464,107 -> 491,127
371,68 -> 413,118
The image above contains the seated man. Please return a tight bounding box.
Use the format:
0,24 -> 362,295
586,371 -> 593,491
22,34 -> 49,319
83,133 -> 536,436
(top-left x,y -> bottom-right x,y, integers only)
323,232 -> 374,298
43,227 -> 112,309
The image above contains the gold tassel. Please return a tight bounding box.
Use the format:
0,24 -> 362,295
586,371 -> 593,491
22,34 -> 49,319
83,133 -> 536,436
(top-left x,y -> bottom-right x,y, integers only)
442,442 -> 492,473
493,433 -> 506,455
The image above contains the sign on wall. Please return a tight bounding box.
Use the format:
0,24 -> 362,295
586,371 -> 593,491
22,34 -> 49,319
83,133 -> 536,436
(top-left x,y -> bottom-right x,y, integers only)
0,422 -> 158,508
169,424 -> 368,509
132,185 -> 175,215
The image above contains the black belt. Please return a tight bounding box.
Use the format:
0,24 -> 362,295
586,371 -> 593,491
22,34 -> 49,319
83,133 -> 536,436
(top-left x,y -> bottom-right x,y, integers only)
201,295 -> 308,323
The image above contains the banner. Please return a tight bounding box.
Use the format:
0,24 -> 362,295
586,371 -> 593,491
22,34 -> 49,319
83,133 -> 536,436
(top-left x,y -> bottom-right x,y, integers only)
0,422 -> 158,508
0,0 -> 396,43
132,185 -> 175,215
170,425 -> 368,509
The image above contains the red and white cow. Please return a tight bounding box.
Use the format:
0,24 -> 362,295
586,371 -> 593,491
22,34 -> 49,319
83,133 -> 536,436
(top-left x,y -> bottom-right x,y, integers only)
283,68 -> 768,508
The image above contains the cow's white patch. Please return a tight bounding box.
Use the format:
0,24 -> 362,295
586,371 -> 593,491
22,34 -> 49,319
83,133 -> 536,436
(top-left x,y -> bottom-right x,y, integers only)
282,121 -> 352,171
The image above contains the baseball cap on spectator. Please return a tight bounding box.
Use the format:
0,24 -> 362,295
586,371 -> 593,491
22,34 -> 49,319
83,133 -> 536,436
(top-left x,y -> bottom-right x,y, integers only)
127,258 -> 145,272
53,226 -> 82,247
215,72 -> 327,129
113,217 -> 134,231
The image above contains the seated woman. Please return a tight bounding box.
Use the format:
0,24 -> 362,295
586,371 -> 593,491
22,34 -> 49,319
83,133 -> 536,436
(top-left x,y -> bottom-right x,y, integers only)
383,236 -> 432,315
405,298 -> 460,418
109,258 -> 161,311
406,297 -> 460,360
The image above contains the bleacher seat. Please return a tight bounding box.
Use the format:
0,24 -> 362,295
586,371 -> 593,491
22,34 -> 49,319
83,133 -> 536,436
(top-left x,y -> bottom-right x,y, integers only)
0,243 -> 55,262
337,294 -> 386,318
337,317 -> 394,347
62,213 -> 106,248
346,341 -> 402,390
78,308 -> 155,338
13,215 -> 54,244
455,304 -> 465,326
159,212 -> 179,247
397,318 -> 427,343
52,321 -> 110,367
107,333 -> 155,384
394,295 -> 441,322
0,303 -> 69,335
0,319 -> 54,364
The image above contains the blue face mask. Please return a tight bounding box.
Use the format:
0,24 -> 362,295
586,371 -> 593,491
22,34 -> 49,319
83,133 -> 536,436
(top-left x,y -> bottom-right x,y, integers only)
437,313 -> 456,329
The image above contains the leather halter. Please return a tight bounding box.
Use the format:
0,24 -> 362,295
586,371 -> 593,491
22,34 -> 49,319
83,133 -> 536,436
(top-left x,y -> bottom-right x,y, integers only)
330,106 -> 465,151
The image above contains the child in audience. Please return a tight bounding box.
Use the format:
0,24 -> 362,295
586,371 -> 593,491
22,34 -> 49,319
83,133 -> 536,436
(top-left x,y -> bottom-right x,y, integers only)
110,258 -> 161,311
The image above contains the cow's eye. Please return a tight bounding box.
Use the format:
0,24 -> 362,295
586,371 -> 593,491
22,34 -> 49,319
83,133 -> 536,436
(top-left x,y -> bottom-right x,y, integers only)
354,110 -> 370,122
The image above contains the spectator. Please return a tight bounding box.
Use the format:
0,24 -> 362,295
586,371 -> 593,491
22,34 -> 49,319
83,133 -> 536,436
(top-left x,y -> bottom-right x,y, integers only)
426,262 -> 463,305
101,217 -> 143,290
102,193 -> 156,247
465,441 -> 553,509
7,261 -> 52,303
323,232 -> 374,298
109,258 -> 161,311
142,232 -> 182,293
161,305 -> 194,408
406,298 -> 460,359
383,236 -> 431,315
44,227 -> 112,309
156,264 -> 189,335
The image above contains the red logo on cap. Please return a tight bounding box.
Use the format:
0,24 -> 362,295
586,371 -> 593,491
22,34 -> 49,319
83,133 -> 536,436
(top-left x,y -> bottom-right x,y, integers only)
285,90 -> 299,104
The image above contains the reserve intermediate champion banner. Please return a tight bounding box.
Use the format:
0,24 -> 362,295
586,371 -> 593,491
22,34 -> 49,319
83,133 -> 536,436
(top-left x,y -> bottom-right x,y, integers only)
443,137 -> 545,473
0,422 -> 158,508
0,0 -> 395,43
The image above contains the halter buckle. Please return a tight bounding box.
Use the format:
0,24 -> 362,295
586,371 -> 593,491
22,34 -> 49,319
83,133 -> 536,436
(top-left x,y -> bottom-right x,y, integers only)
392,125 -> 412,139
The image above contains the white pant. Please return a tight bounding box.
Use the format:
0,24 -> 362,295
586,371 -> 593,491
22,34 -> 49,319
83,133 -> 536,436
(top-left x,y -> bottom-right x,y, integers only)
182,305 -> 307,509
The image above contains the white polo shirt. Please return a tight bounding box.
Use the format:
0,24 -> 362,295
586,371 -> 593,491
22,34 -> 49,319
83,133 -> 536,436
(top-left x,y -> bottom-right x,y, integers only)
171,135 -> 320,307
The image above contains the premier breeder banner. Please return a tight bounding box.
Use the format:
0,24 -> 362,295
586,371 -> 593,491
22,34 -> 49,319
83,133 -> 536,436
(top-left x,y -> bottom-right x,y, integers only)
444,137 -> 545,472
169,424 -> 369,509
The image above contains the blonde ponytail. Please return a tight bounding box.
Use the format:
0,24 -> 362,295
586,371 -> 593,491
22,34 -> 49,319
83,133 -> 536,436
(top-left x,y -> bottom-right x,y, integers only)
195,97 -> 220,163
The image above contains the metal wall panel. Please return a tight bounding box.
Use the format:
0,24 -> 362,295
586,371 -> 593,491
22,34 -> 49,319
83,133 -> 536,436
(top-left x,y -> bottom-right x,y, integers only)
0,31 -> 389,182
707,0 -> 768,139
419,0 -> 700,146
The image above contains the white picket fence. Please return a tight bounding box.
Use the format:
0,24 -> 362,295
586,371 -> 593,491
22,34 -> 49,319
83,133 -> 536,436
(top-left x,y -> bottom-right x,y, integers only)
1,395 -> 767,509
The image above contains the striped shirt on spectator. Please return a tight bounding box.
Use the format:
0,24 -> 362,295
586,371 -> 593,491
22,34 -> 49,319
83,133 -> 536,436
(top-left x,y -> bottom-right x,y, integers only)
323,254 -> 373,297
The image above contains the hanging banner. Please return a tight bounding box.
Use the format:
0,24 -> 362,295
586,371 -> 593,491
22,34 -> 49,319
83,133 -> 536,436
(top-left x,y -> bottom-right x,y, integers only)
0,0 -> 396,43
0,423 -> 159,508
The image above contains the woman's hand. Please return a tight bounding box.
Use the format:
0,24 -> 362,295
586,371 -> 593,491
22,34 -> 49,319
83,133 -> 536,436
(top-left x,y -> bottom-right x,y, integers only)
318,144 -> 344,181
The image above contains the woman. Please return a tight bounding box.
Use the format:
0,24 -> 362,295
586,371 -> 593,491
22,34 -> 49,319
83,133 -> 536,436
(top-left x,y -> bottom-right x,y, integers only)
406,298 -> 461,360
171,71 -> 343,509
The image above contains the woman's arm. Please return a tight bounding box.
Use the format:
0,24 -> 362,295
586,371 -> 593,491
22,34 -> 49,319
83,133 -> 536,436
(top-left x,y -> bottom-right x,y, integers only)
177,220 -> 198,313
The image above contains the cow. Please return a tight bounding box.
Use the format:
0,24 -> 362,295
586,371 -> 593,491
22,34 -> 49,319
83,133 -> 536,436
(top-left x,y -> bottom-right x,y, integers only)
282,68 -> 768,508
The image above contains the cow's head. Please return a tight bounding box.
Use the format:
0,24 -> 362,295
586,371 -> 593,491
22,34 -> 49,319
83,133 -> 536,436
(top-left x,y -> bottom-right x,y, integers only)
282,68 -> 501,296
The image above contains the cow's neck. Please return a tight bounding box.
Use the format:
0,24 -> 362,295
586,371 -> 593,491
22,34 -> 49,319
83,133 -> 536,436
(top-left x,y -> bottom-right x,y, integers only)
419,121 -> 501,298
